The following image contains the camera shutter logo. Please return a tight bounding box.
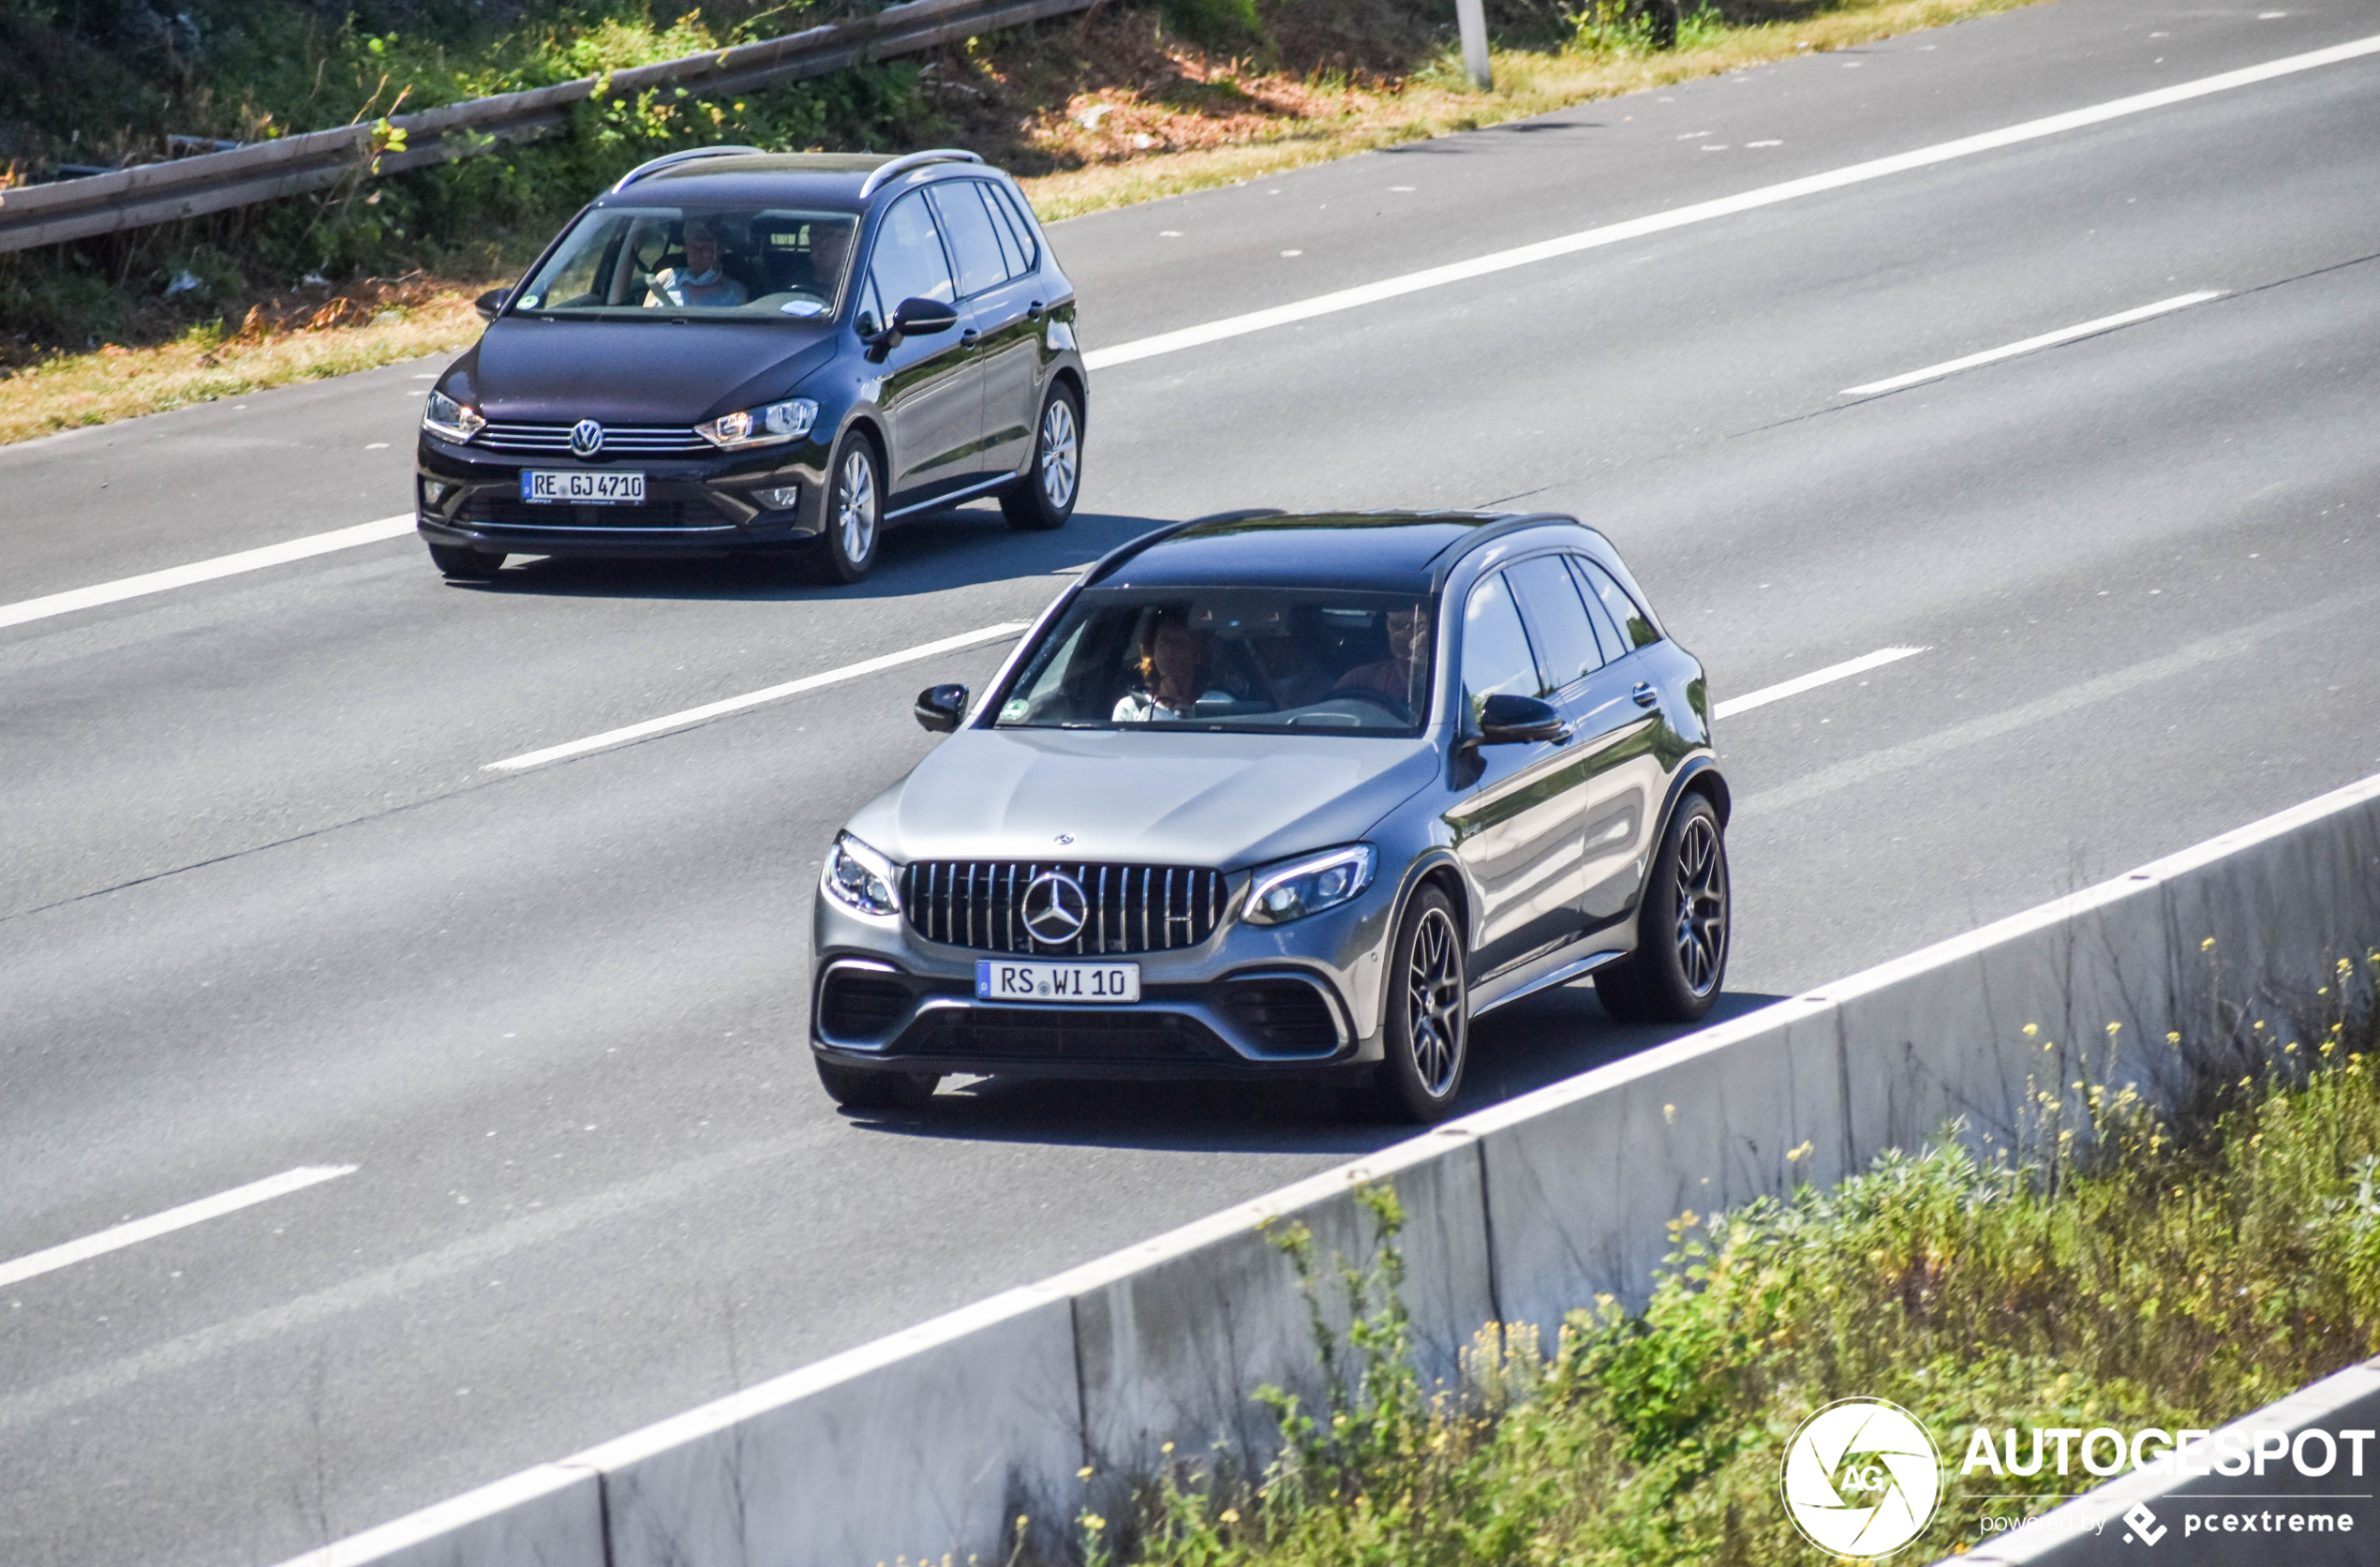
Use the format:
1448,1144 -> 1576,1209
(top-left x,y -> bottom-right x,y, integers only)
570,419 -> 605,457
1021,871 -> 1089,945
1780,1397 -> 1941,1559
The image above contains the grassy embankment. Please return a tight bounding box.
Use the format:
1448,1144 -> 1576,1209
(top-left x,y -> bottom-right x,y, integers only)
0,0 -> 2041,447
1075,950 -> 2380,1567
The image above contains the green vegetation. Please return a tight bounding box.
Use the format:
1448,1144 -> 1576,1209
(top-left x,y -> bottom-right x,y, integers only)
0,0 -> 2041,438
1091,955 -> 2380,1566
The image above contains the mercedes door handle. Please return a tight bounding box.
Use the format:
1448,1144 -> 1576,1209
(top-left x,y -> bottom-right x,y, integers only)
1025,300 -> 1044,321
1631,682 -> 1659,709
959,328 -> 980,347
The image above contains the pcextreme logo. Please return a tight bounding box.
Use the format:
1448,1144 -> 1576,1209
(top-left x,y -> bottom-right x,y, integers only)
1781,1398 -> 1944,1559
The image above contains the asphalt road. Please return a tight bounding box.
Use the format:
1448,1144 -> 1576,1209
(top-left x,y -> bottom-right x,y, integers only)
6,0 -> 2380,1560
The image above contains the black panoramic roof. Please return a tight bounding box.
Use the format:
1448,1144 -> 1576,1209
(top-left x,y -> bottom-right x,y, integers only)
1097,511 -> 1578,593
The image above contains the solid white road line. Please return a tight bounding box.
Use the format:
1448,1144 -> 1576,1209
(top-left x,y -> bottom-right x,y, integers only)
1840,291 -> 2226,396
1714,646 -> 1926,718
0,1165 -> 356,1291
484,620 -> 1034,772
19,39 -> 2378,634
0,515 -> 416,632
1079,34 -> 2380,372
493,634 -> 1921,775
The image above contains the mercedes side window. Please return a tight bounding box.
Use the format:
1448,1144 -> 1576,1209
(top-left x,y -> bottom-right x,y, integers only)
866,189 -> 958,315
1570,557 -> 1660,653
985,184 -> 1041,272
1506,555 -> 1604,693
1462,574 -> 1543,720
925,182 -> 1010,298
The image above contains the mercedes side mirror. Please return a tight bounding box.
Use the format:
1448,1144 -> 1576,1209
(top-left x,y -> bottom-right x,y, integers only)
914,683 -> 968,733
473,288 -> 509,321
1474,694 -> 1565,745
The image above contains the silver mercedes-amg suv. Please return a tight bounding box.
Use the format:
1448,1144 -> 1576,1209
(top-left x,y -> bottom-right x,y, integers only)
810,510 -> 1732,1121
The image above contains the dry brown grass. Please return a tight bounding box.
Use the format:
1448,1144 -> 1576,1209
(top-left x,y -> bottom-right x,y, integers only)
0,0 -> 2039,447
0,275 -> 487,446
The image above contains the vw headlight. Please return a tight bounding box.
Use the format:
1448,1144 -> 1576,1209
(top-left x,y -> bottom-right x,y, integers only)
422,389 -> 485,443
1242,844 -> 1376,926
698,397 -> 819,450
823,832 -> 900,917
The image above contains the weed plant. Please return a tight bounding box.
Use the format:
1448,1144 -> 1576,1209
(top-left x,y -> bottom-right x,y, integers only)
1093,951 -> 2380,1566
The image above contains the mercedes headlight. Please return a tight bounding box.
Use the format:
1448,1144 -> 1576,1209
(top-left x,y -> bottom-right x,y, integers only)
422,389 -> 485,443
1242,844 -> 1376,925
822,832 -> 900,917
698,397 -> 819,450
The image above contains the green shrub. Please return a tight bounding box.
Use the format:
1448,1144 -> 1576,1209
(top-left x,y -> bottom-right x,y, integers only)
1107,955 -> 2380,1566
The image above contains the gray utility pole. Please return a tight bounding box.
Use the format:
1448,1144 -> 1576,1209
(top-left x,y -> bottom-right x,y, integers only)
1456,0 -> 1492,90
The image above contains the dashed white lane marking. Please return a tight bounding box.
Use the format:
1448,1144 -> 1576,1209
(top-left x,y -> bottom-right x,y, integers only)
1714,646 -> 1926,719
0,1166 -> 356,1291
0,515 -> 415,632
484,620 -> 1033,772
1079,33 -> 2380,372
1840,291 -> 2225,396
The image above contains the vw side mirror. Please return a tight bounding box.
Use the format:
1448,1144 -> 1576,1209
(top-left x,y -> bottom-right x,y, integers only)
474,288 -> 509,321
891,296 -> 958,336
915,683 -> 967,733
1474,694 -> 1565,745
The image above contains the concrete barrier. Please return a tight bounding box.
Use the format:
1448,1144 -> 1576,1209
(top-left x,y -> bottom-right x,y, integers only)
274,770 -> 2380,1567
582,1286 -> 1081,1567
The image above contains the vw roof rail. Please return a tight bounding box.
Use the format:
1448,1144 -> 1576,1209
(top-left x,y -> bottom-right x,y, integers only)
857,148 -> 984,200
611,145 -> 765,193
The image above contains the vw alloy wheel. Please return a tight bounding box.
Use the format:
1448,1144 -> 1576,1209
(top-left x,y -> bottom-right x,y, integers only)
1038,395 -> 1078,512
821,437 -> 881,582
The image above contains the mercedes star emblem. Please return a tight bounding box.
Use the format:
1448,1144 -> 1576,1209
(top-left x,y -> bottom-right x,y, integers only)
569,418 -> 605,457
1020,870 -> 1090,945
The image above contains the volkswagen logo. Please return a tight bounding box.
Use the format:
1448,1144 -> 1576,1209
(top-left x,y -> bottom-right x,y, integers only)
569,419 -> 604,457
1020,870 -> 1089,945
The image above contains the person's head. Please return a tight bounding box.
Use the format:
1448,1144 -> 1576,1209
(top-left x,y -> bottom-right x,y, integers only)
809,220 -> 854,290
683,220 -> 721,276
1137,610 -> 1203,693
1386,604 -> 1430,666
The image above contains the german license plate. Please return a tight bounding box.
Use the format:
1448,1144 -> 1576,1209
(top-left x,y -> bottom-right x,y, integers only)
521,470 -> 645,504
975,960 -> 1140,1004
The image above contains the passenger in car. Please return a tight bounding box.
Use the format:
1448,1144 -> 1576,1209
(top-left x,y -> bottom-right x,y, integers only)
1330,605 -> 1432,717
647,220 -> 750,308
1112,611 -> 1226,723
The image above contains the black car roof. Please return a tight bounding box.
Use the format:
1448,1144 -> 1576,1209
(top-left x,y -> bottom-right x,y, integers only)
1093,511 -> 1584,593
593,152 -> 976,213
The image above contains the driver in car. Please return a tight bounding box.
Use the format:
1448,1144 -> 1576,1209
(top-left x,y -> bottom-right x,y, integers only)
1330,604 -> 1431,717
647,219 -> 749,308
1113,611 -> 1227,723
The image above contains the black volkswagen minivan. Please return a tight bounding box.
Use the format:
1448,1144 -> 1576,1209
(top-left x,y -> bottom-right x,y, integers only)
415,148 -> 1086,583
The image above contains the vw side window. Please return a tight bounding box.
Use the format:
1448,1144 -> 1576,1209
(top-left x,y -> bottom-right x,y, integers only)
977,186 -> 1026,276
867,190 -> 957,314
1572,557 -> 1659,652
987,185 -> 1041,271
1462,574 -> 1543,720
925,182 -> 1010,298
1506,556 -> 1603,693
854,272 -> 885,337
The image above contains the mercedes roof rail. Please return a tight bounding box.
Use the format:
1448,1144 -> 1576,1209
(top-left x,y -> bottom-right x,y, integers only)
610,145 -> 766,192
857,148 -> 986,199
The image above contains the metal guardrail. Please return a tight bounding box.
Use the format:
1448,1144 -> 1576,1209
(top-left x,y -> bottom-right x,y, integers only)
0,0 -> 1094,255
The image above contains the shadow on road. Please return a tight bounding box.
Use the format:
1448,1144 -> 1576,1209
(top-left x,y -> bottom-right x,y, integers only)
836,983 -> 1791,1156
439,505 -> 1181,604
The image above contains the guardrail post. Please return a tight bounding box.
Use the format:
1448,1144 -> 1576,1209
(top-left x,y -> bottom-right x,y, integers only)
1456,0 -> 1492,91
